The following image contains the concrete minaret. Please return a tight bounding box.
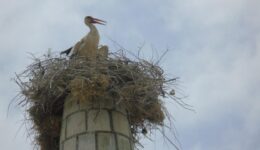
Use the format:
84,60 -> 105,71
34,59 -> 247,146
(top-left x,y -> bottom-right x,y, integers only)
59,94 -> 133,150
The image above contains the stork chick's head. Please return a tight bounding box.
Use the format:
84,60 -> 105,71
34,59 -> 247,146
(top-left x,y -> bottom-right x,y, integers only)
85,16 -> 106,25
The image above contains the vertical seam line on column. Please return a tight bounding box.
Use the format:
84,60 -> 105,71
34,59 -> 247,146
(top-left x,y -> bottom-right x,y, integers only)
126,110 -> 134,150
95,132 -> 98,150
85,109 -> 88,131
109,110 -> 114,131
76,136 -> 79,150
109,110 -> 119,150
114,133 -> 119,150
65,116 -> 68,140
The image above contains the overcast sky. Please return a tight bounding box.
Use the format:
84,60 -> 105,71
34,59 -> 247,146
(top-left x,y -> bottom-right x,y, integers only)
0,0 -> 259,150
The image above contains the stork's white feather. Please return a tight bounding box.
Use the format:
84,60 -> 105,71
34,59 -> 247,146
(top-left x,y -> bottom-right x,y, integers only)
70,16 -> 106,60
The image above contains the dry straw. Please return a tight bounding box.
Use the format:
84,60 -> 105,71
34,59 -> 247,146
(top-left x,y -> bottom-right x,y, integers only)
14,49 -> 187,150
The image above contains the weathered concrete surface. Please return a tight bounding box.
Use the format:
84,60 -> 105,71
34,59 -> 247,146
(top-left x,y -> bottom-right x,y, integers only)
117,135 -> 131,150
112,111 -> 130,136
97,133 -> 116,150
88,110 -> 111,131
66,111 -> 86,138
78,133 -> 95,150
63,95 -> 80,119
64,138 -> 76,150
60,120 -> 66,142
60,97 -> 133,150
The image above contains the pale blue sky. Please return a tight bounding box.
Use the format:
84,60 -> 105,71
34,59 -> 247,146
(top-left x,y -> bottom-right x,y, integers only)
0,0 -> 259,150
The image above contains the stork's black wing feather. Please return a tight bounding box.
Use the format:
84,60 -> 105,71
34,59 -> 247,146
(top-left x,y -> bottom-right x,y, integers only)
60,47 -> 73,55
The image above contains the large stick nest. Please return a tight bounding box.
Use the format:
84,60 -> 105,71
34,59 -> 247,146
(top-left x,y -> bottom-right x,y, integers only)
14,50 -> 181,150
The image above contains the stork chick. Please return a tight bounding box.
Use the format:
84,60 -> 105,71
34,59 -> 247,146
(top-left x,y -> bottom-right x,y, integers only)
61,16 -> 106,60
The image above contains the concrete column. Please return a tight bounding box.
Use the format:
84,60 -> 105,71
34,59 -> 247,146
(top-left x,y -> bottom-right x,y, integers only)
59,95 -> 133,150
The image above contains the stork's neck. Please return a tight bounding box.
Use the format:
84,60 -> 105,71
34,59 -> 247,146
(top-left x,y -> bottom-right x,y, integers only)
87,23 -> 99,35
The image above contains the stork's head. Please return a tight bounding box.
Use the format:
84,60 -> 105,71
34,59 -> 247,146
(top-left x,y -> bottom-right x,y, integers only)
85,16 -> 106,25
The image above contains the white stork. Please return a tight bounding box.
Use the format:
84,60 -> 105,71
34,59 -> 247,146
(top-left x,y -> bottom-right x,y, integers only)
61,16 -> 106,60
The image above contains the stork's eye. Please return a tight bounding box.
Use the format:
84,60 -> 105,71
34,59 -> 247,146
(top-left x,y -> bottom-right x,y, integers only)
86,16 -> 92,19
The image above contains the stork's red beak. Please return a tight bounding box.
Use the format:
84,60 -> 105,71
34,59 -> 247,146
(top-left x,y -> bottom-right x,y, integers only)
91,17 -> 106,25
